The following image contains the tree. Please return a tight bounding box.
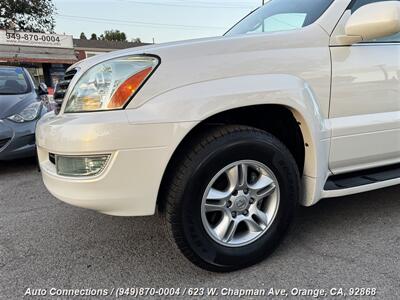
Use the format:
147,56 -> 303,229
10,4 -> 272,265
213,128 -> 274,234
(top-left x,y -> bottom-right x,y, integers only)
103,30 -> 127,42
80,32 -> 87,39
90,33 -> 97,40
0,0 -> 55,33
132,37 -> 141,43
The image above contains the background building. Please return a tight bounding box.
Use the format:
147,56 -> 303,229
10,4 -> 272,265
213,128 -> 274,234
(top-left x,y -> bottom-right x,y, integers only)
0,30 -> 149,93
74,39 -> 148,60
0,29 -> 76,90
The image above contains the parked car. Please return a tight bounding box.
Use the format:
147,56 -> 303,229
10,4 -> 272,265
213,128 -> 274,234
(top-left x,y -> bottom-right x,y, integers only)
36,0 -> 400,272
0,66 -> 50,161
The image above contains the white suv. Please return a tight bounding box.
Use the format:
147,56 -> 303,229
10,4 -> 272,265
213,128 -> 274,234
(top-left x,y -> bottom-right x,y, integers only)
36,0 -> 400,272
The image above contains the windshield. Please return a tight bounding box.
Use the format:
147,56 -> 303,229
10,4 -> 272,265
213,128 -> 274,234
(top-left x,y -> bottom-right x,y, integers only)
225,0 -> 334,36
0,67 -> 30,95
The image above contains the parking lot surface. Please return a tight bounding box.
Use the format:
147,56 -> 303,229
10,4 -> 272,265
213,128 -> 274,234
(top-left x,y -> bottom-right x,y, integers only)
1,158 -> 399,299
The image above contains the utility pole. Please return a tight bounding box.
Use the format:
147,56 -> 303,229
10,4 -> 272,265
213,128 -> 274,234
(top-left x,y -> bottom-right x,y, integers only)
261,0 -> 265,31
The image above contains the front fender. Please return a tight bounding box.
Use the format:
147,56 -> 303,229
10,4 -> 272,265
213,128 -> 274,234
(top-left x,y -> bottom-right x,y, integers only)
126,74 -> 331,205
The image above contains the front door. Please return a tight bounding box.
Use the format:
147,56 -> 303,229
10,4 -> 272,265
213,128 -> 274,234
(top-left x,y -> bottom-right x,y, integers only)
328,0 -> 400,174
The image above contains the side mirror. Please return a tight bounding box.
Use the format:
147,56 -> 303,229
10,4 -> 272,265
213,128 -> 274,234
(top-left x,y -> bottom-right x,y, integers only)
338,1 -> 400,45
38,82 -> 48,95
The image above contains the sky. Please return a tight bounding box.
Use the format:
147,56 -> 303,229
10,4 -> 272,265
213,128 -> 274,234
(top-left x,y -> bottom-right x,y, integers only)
53,0 -> 262,43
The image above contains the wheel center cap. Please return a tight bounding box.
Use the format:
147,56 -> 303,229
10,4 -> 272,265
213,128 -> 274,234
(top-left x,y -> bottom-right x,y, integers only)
234,196 -> 248,210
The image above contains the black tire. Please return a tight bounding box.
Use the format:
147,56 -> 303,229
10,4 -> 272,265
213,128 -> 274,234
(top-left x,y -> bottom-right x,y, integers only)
162,125 -> 300,272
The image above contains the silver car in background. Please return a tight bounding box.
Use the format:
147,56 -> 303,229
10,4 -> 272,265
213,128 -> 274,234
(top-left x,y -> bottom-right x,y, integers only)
0,66 -> 50,160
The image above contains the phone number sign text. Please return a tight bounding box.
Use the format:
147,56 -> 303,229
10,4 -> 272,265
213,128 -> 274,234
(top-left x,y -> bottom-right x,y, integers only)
0,30 -> 73,49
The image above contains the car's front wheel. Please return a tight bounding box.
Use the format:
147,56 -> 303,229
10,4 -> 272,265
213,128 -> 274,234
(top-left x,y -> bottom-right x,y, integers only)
162,125 -> 300,272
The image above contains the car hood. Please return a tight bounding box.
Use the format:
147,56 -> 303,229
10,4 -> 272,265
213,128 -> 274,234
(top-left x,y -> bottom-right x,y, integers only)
68,27 -> 319,71
0,92 -> 37,119
68,35 -> 226,71
66,25 -> 328,109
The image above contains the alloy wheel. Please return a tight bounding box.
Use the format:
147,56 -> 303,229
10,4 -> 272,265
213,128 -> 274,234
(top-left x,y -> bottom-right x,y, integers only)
201,160 -> 280,247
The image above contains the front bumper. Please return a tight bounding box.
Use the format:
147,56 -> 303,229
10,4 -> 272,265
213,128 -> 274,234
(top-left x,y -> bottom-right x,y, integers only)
36,111 -> 195,216
0,119 -> 36,160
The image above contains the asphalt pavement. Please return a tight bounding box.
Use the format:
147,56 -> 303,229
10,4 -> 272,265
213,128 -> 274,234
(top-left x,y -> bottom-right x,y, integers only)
1,158 -> 399,299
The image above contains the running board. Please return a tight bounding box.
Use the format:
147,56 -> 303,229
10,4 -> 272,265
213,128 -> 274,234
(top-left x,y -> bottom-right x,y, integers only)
324,163 -> 400,191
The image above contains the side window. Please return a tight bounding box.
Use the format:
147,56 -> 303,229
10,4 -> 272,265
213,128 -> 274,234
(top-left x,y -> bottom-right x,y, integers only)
349,0 -> 400,43
350,0 -> 389,12
376,32 -> 400,43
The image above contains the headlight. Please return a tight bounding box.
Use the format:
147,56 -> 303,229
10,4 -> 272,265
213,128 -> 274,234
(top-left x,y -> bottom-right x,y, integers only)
64,55 -> 159,113
8,102 -> 42,123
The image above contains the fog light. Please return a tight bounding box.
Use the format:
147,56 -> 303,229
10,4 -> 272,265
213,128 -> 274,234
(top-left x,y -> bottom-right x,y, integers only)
55,155 -> 110,177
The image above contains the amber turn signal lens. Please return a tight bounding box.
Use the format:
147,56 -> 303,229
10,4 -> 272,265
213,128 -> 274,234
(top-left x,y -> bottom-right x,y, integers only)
108,67 -> 153,109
